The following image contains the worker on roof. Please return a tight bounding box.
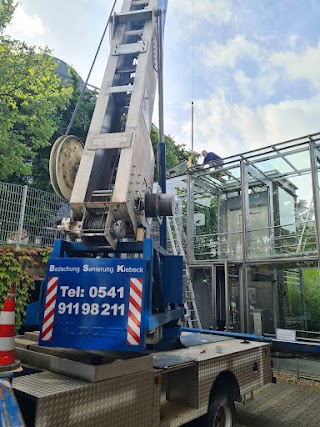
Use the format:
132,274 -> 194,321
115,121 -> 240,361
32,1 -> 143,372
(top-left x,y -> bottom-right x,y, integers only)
202,150 -> 223,165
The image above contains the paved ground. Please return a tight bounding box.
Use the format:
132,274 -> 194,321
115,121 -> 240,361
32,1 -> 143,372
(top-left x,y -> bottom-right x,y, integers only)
236,381 -> 320,427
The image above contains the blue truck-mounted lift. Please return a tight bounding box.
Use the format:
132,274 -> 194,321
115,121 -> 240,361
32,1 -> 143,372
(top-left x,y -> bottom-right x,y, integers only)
30,239 -> 184,352
26,0 -> 186,353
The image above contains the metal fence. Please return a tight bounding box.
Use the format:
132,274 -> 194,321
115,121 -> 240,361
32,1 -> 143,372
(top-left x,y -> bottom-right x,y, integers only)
0,182 -> 69,248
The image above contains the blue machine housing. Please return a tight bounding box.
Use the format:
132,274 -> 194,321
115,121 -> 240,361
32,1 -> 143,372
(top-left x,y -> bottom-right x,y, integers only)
28,238 -> 184,352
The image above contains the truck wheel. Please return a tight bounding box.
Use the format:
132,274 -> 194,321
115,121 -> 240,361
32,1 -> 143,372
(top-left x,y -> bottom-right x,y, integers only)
205,394 -> 235,427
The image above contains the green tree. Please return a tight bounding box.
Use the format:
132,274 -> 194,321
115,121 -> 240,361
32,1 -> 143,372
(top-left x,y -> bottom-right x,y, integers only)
0,0 -> 16,32
0,36 -> 72,181
302,268 -> 320,332
151,125 -> 196,180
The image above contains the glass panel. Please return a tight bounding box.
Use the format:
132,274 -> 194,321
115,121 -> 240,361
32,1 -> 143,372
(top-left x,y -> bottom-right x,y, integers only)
274,185 -> 298,255
225,166 -> 241,180
192,172 -> 225,261
193,193 -> 220,261
226,207 -> 242,260
248,184 -> 272,259
278,266 -> 320,336
248,146 -> 316,258
247,263 -> 320,337
217,160 -> 243,261
253,157 -> 293,174
190,268 -> 214,329
279,268 -> 308,331
229,266 -> 241,332
284,152 -> 310,171
247,266 -> 276,335
278,152 -> 316,256
301,268 -> 320,334
278,187 -> 296,233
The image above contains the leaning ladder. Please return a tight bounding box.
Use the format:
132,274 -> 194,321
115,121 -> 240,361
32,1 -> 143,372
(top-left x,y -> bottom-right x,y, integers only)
167,216 -> 202,329
296,198 -> 313,253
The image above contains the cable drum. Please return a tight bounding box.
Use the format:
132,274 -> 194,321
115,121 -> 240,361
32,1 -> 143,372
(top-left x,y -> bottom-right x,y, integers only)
145,193 -> 175,218
49,136 -> 65,199
83,214 -> 106,231
81,214 -> 108,247
49,135 -> 84,201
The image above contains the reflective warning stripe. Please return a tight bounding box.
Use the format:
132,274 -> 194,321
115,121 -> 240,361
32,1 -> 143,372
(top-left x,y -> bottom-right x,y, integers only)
127,278 -> 143,346
0,312 -> 15,325
41,277 -> 59,341
0,337 -> 15,351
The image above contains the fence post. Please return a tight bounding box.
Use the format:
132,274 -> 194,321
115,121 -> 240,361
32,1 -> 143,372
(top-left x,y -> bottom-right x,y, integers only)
17,185 -> 28,248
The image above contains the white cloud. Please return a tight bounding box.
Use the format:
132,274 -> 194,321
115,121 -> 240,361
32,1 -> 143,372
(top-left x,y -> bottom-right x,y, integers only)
201,35 -> 261,69
199,35 -> 320,105
272,46 -> 320,90
9,5 -> 46,38
288,34 -> 299,50
170,0 -> 232,24
233,67 -> 280,103
172,94 -> 320,157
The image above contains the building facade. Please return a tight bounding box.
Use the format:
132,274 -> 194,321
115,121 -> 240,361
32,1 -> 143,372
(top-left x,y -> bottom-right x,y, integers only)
185,132 -> 320,339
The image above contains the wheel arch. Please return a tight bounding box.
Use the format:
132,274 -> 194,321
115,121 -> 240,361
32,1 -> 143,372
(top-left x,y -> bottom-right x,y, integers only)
209,370 -> 241,403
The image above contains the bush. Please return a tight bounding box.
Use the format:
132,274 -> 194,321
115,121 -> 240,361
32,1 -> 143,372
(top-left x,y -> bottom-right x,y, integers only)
0,245 -> 51,331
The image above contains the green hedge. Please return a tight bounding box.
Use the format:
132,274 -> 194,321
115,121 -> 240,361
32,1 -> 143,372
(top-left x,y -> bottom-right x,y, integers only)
0,246 -> 51,331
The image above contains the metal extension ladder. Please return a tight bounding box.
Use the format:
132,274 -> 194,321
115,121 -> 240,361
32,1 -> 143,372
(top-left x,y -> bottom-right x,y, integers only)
167,216 -> 202,329
70,0 -> 163,247
297,198 -> 314,253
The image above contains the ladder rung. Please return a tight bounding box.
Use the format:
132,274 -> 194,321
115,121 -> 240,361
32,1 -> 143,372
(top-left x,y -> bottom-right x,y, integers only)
116,66 -> 137,74
108,84 -> 135,94
125,30 -> 144,37
90,192 -> 111,197
132,0 -> 149,5
112,41 -> 148,56
114,9 -> 152,25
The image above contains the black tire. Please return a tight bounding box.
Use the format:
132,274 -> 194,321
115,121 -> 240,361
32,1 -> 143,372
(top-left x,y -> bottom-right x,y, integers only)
203,394 -> 235,427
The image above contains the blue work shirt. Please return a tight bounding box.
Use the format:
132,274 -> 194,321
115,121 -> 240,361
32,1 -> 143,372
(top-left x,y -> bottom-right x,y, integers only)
203,152 -> 222,164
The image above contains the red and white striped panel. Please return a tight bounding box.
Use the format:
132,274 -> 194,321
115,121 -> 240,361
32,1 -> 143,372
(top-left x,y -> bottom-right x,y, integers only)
0,287 -> 15,366
127,278 -> 143,346
41,277 -> 59,341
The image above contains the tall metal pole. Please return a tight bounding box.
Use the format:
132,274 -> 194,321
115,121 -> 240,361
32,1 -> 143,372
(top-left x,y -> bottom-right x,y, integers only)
240,159 -> 250,332
188,101 -> 194,169
157,8 -> 167,250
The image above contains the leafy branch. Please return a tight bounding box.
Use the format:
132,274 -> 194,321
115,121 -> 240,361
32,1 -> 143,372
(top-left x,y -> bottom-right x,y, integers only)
0,246 -> 51,331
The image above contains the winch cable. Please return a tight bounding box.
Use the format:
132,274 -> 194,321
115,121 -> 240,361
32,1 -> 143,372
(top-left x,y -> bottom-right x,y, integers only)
65,0 -> 119,136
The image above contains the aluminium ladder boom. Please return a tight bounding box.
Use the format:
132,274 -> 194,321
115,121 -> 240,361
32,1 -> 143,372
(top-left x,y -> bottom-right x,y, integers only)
69,0 -> 168,248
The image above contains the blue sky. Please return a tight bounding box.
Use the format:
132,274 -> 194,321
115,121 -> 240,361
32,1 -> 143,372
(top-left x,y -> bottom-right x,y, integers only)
7,0 -> 320,158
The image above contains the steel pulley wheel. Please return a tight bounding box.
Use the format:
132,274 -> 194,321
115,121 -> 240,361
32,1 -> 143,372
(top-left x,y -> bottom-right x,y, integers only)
49,135 -> 84,201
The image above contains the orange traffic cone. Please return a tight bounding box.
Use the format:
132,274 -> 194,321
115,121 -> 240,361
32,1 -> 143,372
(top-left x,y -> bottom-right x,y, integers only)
0,283 -> 20,372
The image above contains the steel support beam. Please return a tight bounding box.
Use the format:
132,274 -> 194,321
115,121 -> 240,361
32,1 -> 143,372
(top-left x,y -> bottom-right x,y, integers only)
309,137 -> 320,259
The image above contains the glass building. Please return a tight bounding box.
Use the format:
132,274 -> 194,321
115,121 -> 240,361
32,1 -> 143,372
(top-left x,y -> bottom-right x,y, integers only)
182,132 -> 320,339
